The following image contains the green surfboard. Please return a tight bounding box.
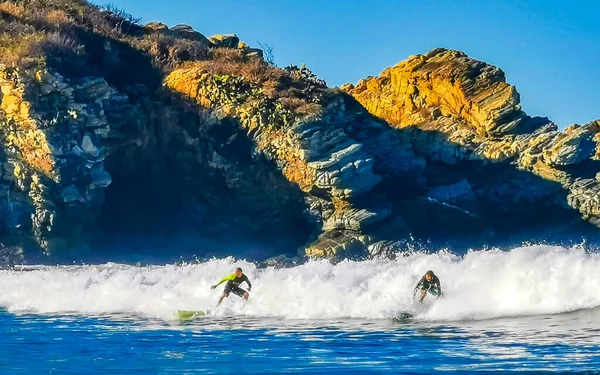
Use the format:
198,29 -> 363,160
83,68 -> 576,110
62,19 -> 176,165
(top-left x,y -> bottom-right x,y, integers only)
177,310 -> 207,319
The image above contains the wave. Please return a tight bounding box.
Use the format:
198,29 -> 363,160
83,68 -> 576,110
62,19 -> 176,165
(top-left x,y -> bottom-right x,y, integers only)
1,244 -> 599,321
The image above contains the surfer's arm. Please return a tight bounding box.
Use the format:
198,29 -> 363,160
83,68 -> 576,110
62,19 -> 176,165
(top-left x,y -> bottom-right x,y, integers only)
414,276 -> 424,291
244,276 -> 252,291
211,274 -> 236,289
413,276 -> 424,297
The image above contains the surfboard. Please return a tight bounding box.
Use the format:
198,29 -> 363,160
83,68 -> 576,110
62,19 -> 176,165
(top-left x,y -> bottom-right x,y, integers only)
177,310 -> 208,319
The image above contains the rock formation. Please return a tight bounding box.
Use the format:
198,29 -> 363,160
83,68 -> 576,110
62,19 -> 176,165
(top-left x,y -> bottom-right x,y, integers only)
0,2 -> 599,264
344,48 -> 600,230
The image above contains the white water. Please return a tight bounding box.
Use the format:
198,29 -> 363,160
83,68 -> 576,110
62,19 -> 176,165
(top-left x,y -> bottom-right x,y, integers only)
1,244 -> 599,322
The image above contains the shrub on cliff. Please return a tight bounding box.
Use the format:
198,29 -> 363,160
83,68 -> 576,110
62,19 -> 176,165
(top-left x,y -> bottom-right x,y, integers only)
191,48 -> 327,117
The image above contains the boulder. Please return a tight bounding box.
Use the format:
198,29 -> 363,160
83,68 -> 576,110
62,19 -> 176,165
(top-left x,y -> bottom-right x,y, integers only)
81,135 -> 99,157
208,34 -> 240,49
305,230 -> 367,260
144,21 -> 168,32
323,202 -> 391,231
245,48 -> 263,59
61,185 -> 82,203
91,169 -> 112,188
170,24 -> 211,45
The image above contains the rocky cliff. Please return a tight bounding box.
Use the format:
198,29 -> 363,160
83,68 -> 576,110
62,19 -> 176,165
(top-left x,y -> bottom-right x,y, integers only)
0,1 -> 599,263
344,49 -> 600,229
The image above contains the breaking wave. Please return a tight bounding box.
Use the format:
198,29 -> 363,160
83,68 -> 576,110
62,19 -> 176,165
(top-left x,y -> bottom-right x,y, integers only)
1,244 -> 599,321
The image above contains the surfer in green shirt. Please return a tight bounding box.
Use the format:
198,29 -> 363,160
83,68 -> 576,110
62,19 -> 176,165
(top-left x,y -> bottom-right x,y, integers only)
211,267 -> 252,306
413,270 -> 443,302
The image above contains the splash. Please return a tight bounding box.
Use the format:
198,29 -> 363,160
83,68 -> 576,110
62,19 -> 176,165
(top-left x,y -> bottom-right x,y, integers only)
1,245 -> 598,321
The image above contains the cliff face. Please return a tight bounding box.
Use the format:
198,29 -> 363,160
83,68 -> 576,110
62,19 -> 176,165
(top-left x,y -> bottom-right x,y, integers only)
163,49 -> 600,260
344,48 -> 600,228
0,1 -> 313,260
0,2 -> 599,263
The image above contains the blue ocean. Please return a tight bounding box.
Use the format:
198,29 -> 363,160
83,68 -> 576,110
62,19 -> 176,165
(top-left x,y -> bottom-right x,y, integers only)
2,245 -> 600,374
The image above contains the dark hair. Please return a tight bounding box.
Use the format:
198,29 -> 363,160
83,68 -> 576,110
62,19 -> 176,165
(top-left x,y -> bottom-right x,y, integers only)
236,267 -> 243,273
426,270 -> 434,276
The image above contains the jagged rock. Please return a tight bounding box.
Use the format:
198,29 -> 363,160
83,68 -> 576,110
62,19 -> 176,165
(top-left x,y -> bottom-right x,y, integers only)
170,24 -> 210,45
543,122 -> 599,166
0,245 -> 24,264
208,34 -> 240,49
367,240 -> 398,259
261,254 -> 302,268
245,48 -> 263,59
305,230 -> 367,260
323,202 -> 391,231
61,185 -> 82,203
567,179 -> 600,225
91,169 -> 112,188
74,77 -> 112,102
0,63 -> 149,255
144,21 -> 168,32
68,145 -> 84,157
81,135 -> 98,157
347,48 -> 525,136
400,197 -> 485,236
307,143 -> 382,198
426,179 -> 479,212
345,48 -> 600,232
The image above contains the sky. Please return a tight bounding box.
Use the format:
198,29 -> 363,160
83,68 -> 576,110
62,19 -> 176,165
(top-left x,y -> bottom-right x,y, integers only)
94,0 -> 600,128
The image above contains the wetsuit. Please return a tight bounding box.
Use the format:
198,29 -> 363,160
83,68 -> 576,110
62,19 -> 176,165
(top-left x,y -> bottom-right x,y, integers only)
414,274 -> 442,297
215,273 -> 252,298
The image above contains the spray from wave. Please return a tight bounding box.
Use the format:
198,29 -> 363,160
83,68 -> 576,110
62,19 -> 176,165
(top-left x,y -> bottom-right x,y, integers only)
1,245 -> 598,321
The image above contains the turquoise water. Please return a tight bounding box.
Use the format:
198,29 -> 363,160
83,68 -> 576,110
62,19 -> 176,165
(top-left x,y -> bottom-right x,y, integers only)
3,311 -> 600,374
3,246 -> 600,373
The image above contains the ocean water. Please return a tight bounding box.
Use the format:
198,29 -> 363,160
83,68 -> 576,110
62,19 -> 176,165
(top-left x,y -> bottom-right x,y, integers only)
2,244 -> 600,374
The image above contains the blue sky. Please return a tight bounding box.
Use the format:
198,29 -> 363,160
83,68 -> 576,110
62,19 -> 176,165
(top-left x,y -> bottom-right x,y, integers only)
95,0 -> 600,127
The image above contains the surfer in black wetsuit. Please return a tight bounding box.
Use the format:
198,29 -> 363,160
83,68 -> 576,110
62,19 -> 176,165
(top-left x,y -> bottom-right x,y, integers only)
413,270 -> 443,302
211,267 -> 252,306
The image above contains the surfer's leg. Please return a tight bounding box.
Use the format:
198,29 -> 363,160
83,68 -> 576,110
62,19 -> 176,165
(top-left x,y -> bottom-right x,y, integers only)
231,286 -> 248,300
419,290 -> 427,302
217,293 -> 228,306
218,281 -> 234,306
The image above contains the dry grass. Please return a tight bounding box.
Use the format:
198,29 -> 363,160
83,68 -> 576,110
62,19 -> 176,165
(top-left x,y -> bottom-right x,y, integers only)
196,49 -> 284,83
0,1 -> 25,17
0,27 -> 45,67
279,96 -> 321,116
141,33 -> 209,68
43,9 -> 72,26
189,48 -> 326,117
193,48 -> 285,97
0,0 -> 132,69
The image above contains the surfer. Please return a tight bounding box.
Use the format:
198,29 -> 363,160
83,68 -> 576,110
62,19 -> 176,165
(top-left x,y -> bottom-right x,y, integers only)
211,267 -> 252,306
413,270 -> 443,302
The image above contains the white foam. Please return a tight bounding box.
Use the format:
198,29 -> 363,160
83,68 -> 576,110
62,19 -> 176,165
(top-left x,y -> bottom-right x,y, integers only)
1,245 -> 599,321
